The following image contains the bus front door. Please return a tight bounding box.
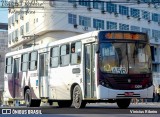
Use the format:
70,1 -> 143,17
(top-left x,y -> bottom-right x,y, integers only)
39,53 -> 49,98
84,44 -> 96,98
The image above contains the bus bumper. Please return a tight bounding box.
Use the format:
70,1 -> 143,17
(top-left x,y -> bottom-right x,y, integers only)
97,85 -> 153,99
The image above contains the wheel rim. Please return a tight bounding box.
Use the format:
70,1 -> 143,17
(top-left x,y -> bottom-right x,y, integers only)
73,86 -> 81,108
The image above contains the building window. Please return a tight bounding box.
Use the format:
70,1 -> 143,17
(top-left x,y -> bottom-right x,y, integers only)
142,10 -> 150,20
5,57 -> 13,73
21,53 -> 28,71
79,16 -> 91,27
26,22 -> 29,33
130,8 -> 140,18
12,15 -> 15,25
15,12 -> 18,22
93,0 -> 104,10
15,29 -> 18,39
8,33 -> 11,44
106,21 -> 117,30
141,0 -> 151,3
71,42 -> 81,65
60,44 -> 70,66
152,13 -> 158,22
79,0 -> 91,7
93,19 -> 104,29
68,13 -> 77,25
68,0 -> 76,3
29,51 -> 38,70
119,5 -> 129,16
119,23 -> 129,31
8,17 -> 11,27
142,28 -> 151,37
20,25 -> 24,35
12,32 -> 14,42
152,30 -> 160,39
106,3 -> 117,13
130,26 -> 140,32
50,46 -> 59,68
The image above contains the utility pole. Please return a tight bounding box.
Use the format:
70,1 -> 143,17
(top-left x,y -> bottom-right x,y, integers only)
22,34 -> 39,47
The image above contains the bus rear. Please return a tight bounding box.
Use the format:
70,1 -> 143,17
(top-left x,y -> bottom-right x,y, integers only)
97,31 -> 153,108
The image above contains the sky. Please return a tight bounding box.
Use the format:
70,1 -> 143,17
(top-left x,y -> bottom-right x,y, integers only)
0,0 -> 8,23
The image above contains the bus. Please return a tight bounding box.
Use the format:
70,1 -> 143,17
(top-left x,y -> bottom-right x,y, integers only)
3,31 -> 153,109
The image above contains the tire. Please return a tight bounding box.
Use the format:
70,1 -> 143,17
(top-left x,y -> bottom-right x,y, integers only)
58,100 -> 72,108
25,89 -> 41,107
72,85 -> 86,109
117,99 -> 131,109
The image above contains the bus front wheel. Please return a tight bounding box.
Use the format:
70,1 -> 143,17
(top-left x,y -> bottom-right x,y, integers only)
116,99 -> 131,109
72,85 -> 86,109
25,89 -> 41,107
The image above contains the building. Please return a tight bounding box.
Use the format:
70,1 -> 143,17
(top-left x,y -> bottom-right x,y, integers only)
0,24 -> 9,100
8,0 -> 160,84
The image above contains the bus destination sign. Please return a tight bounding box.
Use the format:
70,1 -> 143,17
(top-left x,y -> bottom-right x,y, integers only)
105,32 -> 147,41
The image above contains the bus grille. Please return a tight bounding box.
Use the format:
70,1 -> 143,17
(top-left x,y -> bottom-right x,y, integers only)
116,94 -> 140,98
114,78 -> 143,84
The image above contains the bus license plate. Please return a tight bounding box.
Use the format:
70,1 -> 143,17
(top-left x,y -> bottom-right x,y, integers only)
125,92 -> 134,96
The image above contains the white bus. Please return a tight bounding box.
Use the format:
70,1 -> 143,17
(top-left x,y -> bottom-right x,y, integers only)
3,31 -> 153,108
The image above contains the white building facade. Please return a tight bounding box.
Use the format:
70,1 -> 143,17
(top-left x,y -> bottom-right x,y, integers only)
8,0 -> 160,83
0,31 -> 9,94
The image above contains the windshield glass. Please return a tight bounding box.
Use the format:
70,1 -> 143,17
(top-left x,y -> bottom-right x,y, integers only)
99,42 -> 151,74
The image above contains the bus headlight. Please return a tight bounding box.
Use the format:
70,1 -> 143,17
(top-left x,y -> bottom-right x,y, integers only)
99,79 -> 111,88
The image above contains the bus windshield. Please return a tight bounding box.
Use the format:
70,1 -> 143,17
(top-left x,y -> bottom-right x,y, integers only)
99,42 -> 151,74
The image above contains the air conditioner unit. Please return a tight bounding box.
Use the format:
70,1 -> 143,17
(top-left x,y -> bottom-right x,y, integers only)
15,19 -> 18,23
137,0 -> 140,4
15,37 -> 18,41
127,15 -> 130,19
114,12 -> 118,17
87,7 -> 92,11
155,37 -> 158,42
20,16 -> 24,20
148,20 -> 151,23
73,24 -> 78,28
83,26 -> 88,31
101,10 -> 106,14
137,17 -> 141,21
73,4 -> 77,8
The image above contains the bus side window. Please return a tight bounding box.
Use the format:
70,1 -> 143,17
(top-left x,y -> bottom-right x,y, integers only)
71,42 -> 81,64
29,51 -> 38,70
60,44 -> 70,66
21,53 -> 29,72
5,57 -> 13,73
50,46 -> 59,68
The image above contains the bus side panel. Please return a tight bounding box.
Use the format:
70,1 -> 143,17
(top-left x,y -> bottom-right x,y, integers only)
15,72 -> 23,99
4,74 -> 14,99
21,71 -> 40,99
49,67 -> 72,100
49,65 -> 82,100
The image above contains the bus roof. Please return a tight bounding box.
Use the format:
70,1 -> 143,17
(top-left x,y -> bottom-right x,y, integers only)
6,31 -> 100,57
6,30 -> 147,57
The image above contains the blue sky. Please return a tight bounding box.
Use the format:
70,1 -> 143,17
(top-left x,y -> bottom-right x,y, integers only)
0,0 -> 8,23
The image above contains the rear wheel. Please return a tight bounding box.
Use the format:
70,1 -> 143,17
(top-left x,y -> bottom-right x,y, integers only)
25,89 -> 41,107
117,99 -> 131,109
72,85 -> 86,108
58,100 -> 72,108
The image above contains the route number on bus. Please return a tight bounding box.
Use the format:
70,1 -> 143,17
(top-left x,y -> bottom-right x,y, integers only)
111,67 -> 126,74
